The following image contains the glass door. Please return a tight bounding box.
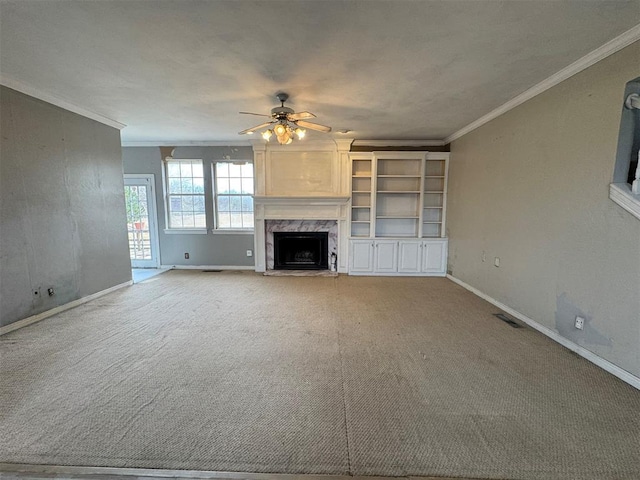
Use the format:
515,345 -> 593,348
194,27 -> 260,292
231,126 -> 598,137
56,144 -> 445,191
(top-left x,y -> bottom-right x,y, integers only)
124,175 -> 159,268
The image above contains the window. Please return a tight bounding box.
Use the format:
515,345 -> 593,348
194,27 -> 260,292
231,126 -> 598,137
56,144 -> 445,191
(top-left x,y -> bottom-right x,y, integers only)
164,159 -> 206,229
610,76 -> 640,220
213,162 -> 254,230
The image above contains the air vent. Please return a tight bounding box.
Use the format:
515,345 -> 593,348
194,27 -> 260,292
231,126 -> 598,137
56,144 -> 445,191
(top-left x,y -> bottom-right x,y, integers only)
493,313 -> 522,328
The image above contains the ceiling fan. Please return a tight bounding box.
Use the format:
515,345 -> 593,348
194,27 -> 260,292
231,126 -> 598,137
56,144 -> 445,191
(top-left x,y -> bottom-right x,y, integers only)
239,93 -> 331,144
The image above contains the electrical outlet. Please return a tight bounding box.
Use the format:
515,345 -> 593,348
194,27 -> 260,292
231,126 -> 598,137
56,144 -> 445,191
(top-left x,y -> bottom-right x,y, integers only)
494,257 -> 500,267
575,316 -> 585,330
246,250 -> 253,257
184,253 -> 189,260
47,287 -> 55,296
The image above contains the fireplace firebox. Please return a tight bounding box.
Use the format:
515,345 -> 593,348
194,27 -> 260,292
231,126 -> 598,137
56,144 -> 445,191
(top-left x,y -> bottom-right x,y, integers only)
273,232 -> 329,270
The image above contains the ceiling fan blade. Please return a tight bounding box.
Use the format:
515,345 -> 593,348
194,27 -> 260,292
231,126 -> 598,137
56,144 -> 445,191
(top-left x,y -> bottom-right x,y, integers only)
296,120 -> 332,133
238,122 -> 273,135
239,111 -> 272,118
287,111 -> 316,121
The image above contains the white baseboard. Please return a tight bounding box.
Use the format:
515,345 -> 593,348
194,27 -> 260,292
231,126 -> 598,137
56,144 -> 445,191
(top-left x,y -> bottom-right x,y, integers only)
446,274 -> 640,391
161,265 -> 256,271
0,280 -> 133,336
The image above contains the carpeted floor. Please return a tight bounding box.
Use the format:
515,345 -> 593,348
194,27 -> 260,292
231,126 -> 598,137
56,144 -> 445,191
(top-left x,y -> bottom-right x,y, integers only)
0,271 -> 638,479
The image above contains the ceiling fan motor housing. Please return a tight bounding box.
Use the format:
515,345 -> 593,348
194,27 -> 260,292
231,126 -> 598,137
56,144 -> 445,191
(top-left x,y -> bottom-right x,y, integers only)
271,105 -> 294,119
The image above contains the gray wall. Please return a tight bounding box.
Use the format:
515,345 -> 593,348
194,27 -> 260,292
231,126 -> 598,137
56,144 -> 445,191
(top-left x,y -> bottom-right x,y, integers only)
446,42 -> 640,377
122,146 -> 255,267
0,86 -> 131,327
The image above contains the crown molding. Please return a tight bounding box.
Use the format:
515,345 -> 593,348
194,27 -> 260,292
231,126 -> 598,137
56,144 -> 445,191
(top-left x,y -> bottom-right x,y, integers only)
444,24 -> 640,144
122,140 -> 253,147
0,75 -> 126,130
352,139 -> 445,147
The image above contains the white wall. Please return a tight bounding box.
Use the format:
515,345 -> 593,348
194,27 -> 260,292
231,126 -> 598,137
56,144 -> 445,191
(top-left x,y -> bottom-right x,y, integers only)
0,87 -> 131,327
447,42 -> 640,377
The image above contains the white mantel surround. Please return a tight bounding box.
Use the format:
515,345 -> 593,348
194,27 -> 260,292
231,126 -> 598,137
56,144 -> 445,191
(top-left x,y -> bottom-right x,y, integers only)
253,196 -> 350,272
252,139 -> 353,273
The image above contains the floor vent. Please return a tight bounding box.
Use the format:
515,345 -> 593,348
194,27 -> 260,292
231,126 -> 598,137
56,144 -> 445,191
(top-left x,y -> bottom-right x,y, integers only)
202,270 -> 222,273
493,313 -> 522,328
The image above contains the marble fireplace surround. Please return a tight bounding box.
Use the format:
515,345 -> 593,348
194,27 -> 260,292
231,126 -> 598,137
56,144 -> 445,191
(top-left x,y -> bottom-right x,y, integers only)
265,220 -> 338,271
253,196 -> 350,273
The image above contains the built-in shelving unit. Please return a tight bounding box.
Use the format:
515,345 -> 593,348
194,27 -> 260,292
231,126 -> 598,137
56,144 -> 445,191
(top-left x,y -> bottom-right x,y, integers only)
348,151 -> 449,276
350,155 -> 372,237
423,157 -> 447,238
375,156 -> 422,238
349,151 -> 449,239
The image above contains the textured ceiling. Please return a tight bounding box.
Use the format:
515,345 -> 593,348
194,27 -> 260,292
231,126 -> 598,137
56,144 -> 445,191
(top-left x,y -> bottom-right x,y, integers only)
1,1 -> 639,143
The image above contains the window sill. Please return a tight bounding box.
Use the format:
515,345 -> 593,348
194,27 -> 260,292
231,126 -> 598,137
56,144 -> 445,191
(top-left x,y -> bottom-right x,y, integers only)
212,229 -> 254,235
609,183 -> 640,220
164,228 -> 208,235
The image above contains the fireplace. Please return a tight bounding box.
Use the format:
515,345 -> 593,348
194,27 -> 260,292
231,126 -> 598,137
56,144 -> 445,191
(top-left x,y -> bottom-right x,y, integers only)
273,232 -> 329,270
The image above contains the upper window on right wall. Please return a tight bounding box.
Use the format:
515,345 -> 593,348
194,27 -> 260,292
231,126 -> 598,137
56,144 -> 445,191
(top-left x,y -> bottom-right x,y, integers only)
610,76 -> 640,220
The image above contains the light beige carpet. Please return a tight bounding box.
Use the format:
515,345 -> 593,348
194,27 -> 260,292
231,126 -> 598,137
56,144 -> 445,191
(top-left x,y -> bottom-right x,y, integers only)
1,271 -> 638,479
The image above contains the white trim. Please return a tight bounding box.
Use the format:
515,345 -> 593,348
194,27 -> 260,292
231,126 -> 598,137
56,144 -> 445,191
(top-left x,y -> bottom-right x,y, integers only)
352,139 -> 445,147
444,24 -> 640,144
211,229 -> 254,235
609,183 -> 640,220
0,75 -> 126,130
0,281 -> 132,336
161,265 -> 255,270
123,140 -> 252,147
164,228 -> 208,235
446,274 -> 640,390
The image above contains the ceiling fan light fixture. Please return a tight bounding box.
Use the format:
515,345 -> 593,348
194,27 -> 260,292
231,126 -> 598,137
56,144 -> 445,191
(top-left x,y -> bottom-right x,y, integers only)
274,123 -> 287,136
239,93 -> 331,144
276,131 -> 292,145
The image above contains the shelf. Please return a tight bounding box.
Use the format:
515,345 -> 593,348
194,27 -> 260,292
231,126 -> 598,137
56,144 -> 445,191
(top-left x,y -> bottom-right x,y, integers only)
377,175 -> 421,178
351,220 -> 371,224
352,190 -> 371,193
377,215 -> 419,219
378,190 -> 420,194
352,174 -> 372,178
423,221 -> 442,224
376,233 -> 418,238
423,206 -> 443,209
352,206 -> 371,209
424,190 -> 444,193
425,175 -> 445,178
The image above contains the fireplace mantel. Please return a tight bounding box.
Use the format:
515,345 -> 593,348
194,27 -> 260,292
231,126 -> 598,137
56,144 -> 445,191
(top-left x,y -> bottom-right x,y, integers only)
254,195 -> 350,206
254,195 -> 350,219
253,196 -> 350,273
252,140 -> 353,274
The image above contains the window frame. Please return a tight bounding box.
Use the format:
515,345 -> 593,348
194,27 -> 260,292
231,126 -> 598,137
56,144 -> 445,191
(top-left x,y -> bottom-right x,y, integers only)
212,160 -> 255,233
610,77 -> 640,221
162,158 -> 208,234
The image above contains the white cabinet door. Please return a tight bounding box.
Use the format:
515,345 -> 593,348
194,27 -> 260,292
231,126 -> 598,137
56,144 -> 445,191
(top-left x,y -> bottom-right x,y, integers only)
422,239 -> 447,276
374,240 -> 398,273
350,240 -> 374,273
398,240 -> 421,273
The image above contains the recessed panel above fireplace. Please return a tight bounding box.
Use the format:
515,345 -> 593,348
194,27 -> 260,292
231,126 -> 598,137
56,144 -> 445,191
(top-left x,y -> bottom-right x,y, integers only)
273,232 -> 329,270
